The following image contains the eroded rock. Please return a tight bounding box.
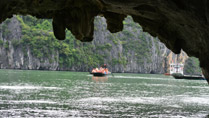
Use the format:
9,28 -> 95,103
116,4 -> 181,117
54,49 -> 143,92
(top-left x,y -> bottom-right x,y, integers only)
0,0 -> 209,82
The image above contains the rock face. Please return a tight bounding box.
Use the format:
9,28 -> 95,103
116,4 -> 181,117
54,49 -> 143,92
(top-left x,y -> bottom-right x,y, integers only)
0,0 -> 208,82
0,16 -> 189,73
93,16 -> 167,73
0,17 -> 59,70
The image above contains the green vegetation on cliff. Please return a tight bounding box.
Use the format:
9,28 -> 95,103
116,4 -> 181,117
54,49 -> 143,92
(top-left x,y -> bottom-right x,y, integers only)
184,57 -> 202,75
0,15 -> 184,73
0,15 -> 156,70
15,16 -> 107,69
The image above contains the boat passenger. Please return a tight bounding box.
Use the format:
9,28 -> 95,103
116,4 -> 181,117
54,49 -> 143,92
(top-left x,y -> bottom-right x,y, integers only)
95,68 -> 99,72
92,68 -> 97,73
99,67 -> 103,72
103,64 -> 108,74
105,68 -> 108,74
103,64 -> 107,68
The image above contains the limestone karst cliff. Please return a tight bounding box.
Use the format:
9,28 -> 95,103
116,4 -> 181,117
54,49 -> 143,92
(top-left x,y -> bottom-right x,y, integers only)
0,15 -> 193,73
0,0 -> 208,82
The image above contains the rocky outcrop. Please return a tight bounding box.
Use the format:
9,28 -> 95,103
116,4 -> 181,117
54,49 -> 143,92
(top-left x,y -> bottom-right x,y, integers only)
0,17 -> 59,70
0,0 -> 208,82
93,16 -> 167,73
0,16 -> 189,73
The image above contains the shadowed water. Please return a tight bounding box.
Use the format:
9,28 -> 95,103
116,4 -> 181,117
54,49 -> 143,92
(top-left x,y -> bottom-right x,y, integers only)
0,69 -> 208,117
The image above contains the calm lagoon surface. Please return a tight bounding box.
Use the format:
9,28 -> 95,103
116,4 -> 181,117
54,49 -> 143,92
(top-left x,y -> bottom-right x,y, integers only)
0,69 -> 209,117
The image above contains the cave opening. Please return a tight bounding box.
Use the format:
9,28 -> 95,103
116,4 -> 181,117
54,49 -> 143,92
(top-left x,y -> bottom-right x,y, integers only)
0,15 -> 202,76
0,0 -> 209,117
0,0 -> 209,82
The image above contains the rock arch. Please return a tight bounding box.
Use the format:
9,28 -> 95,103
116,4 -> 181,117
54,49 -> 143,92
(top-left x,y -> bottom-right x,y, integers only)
0,0 -> 209,83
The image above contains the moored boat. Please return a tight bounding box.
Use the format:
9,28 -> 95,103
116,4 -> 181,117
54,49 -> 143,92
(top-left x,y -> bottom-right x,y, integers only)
164,63 -> 184,76
168,63 -> 205,80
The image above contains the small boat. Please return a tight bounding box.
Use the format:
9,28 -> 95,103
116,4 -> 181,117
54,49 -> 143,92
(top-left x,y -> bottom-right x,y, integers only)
172,73 -> 205,80
90,64 -> 111,77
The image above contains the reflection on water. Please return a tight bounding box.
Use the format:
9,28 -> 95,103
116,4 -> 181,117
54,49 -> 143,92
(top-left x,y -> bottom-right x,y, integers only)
92,76 -> 108,83
0,70 -> 208,117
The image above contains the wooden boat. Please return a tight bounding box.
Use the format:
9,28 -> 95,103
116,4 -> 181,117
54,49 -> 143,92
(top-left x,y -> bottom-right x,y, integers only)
172,73 -> 205,80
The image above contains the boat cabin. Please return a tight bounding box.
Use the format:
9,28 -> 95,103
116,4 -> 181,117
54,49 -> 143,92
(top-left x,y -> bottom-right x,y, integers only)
170,63 -> 184,75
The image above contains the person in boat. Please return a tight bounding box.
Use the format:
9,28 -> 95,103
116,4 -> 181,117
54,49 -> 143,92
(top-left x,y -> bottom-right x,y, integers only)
99,66 -> 103,72
92,68 -> 99,73
91,64 -> 109,74
103,64 -> 107,68
92,68 -> 96,73
95,68 -> 99,72
102,64 -> 109,74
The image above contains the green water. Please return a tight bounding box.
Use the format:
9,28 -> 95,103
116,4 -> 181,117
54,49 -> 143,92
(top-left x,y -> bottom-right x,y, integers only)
0,69 -> 209,117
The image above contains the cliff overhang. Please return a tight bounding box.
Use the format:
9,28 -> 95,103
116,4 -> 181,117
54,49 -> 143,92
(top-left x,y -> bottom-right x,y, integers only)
0,0 -> 209,83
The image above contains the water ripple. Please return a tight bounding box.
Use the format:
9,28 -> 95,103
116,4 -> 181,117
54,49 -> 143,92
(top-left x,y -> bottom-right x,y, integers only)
0,86 -> 62,90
